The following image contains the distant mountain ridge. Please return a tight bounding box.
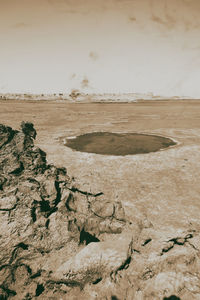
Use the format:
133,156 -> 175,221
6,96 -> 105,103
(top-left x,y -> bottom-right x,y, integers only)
0,92 -> 195,102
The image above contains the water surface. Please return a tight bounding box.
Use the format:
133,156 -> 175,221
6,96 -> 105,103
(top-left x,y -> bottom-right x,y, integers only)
65,132 -> 176,155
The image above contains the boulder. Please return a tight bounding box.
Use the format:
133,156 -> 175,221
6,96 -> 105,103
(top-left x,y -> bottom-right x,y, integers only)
54,233 -> 133,286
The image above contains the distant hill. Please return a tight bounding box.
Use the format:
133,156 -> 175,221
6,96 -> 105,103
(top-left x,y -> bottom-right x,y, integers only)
0,93 -> 195,102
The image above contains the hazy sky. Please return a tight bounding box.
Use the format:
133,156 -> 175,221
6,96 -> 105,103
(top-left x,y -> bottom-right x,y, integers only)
0,0 -> 200,96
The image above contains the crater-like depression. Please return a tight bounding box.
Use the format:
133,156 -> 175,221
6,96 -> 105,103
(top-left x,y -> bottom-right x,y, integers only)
65,132 -> 176,156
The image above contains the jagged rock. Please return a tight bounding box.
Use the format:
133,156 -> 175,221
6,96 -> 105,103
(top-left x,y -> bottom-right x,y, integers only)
0,124 -> 14,149
89,196 -> 125,223
48,211 -> 73,248
53,233 -> 133,286
0,288 -> 8,300
143,271 -> 200,299
0,176 -> 6,190
83,216 -> 101,236
1,121 -> 200,299
113,201 -> 126,221
2,154 -> 22,175
66,191 -> 89,214
40,178 -> 58,206
0,122 -> 129,299
21,121 -> 37,139
91,197 -> 114,218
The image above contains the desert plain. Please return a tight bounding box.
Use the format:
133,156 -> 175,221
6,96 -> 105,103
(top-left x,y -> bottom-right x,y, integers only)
1,99 -> 200,229
1,99 -> 200,299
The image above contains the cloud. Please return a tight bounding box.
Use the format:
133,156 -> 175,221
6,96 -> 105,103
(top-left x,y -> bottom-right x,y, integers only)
70,73 -> 76,79
47,0 -> 90,14
151,14 -> 175,30
129,16 -> 136,22
81,77 -> 89,88
89,51 -> 98,61
150,0 -> 200,31
13,22 -> 30,29
151,15 -> 165,25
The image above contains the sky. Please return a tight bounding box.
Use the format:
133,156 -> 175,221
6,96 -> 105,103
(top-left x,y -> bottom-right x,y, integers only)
0,0 -> 200,97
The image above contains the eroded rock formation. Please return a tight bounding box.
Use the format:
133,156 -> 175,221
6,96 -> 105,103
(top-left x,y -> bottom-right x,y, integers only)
0,122 -> 127,299
0,122 -> 200,299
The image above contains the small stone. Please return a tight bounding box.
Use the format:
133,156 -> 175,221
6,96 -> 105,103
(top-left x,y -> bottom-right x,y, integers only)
91,198 -> 114,218
189,235 -> 200,250
109,219 -> 125,234
84,216 -> 101,236
66,192 -> 89,215
175,238 -> 185,245
99,218 -> 113,234
61,188 -> 71,202
113,201 -> 126,222
0,195 -> 17,210
41,178 -> 57,206
161,241 -> 174,254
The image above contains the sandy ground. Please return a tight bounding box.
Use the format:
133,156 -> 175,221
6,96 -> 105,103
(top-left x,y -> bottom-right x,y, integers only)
1,99 -> 200,233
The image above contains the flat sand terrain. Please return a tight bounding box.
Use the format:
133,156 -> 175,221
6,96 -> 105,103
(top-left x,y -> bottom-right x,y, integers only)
1,99 -> 200,232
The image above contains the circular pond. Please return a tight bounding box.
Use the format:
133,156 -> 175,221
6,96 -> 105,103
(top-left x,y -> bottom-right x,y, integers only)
65,132 -> 176,156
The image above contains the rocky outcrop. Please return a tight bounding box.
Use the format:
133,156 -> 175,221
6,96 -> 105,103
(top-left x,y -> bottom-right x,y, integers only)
0,122 -> 127,299
1,122 -> 200,299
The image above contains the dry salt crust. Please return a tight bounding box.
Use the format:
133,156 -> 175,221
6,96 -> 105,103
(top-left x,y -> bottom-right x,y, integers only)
1,100 -> 200,238
1,100 -> 200,298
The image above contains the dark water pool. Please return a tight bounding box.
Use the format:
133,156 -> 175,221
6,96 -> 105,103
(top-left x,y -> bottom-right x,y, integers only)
65,132 -> 176,156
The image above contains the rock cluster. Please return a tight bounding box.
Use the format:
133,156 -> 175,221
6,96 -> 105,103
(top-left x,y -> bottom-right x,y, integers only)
1,122 -> 200,299
0,122 -> 127,299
